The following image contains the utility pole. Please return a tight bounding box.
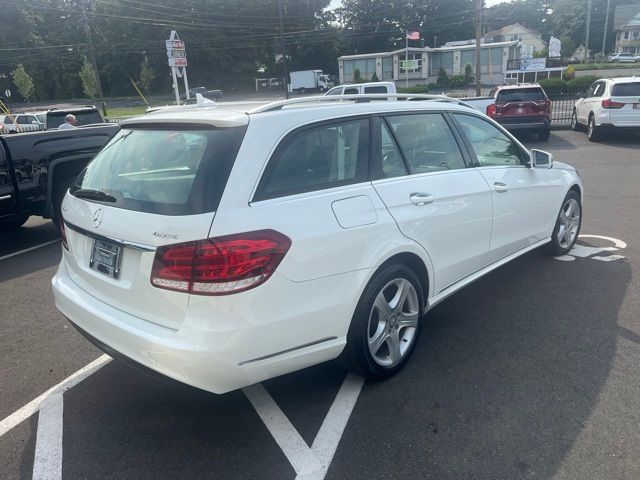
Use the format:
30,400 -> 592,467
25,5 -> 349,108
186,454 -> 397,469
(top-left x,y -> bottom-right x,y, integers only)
602,0 -> 611,54
475,0 -> 482,96
584,0 -> 592,63
277,0 -> 289,99
80,0 -> 104,101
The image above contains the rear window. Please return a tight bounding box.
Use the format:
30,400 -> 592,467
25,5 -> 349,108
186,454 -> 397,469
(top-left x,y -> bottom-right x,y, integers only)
497,88 -> 546,103
71,126 -> 246,215
46,110 -> 104,129
612,83 -> 640,97
364,86 -> 388,94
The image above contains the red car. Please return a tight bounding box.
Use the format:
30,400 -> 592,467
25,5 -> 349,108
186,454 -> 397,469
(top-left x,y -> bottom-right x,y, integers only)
486,84 -> 552,141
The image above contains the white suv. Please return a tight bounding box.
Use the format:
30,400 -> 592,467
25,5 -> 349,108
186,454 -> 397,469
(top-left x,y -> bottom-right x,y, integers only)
53,96 -> 583,394
571,77 -> 640,141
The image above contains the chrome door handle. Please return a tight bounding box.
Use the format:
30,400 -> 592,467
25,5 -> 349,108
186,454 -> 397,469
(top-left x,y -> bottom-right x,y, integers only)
494,182 -> 509,193
409,193 -> 435,206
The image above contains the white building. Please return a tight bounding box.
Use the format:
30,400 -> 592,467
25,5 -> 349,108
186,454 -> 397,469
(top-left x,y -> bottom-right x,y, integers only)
614,4 -> 640,55
484,23 -> 547,54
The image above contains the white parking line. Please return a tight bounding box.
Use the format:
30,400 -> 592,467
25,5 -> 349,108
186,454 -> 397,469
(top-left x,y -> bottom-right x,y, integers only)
0,354 -> 111,437
0,240 -> 59,262
244,373 -> 364,480
32,392 -> 63,480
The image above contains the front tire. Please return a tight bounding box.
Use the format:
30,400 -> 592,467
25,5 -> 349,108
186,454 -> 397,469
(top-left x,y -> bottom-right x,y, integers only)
548,190 -> 582,256
342,264 -> 423,379
587,115 -> 600,142
570,109 -> 579,131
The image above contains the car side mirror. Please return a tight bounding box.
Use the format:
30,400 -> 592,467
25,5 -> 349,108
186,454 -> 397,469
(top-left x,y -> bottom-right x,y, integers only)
530,149 -> 553,169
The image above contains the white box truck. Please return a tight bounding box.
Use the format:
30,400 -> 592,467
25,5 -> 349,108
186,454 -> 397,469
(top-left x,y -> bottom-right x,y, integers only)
289,70 -> 333,94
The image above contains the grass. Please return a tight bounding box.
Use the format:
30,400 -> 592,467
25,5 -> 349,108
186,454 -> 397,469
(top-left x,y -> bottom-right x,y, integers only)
572,63 -> 640,71
105,105 -> 148,118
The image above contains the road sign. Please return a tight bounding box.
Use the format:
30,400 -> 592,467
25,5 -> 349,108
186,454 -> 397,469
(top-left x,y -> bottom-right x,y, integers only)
168,58 -> 188,67
4,90 -> 11,98
165,40 -> 185,50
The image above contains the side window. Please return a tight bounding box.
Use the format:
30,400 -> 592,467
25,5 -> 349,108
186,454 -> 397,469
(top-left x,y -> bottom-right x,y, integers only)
584,82 -> 598,98
364,86 -> 388,94
379,121 -> 408,178
326,87 -> 342,96
592,82 -> 605,97
16,116 -> 29,124
386,113 -> 466,173
344,87 -> 359,94
256,119 -> 368,200
454,114 -> 524,167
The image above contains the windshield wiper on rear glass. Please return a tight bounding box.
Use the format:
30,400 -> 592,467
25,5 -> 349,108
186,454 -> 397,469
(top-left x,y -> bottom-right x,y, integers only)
71,188 -> 117,203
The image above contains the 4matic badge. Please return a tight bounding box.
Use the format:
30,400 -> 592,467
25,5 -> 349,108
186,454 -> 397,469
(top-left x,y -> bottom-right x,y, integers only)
153,231 -> 178,240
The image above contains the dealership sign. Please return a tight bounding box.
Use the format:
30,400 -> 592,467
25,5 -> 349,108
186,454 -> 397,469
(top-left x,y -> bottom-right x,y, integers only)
166,37 -> 187,67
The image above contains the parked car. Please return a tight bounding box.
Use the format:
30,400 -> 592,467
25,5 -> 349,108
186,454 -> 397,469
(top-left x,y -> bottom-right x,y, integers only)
0,124 -> 118,231
607,52 -> 639,63
325,81 -> 397,96
52,96 -> 583,394
469,84 -> 552,141
571,77 -> 640,141
42,106 -> 106,130
269,77 -> 285,89
1,113 -> 44,133
181,87 -> 223,101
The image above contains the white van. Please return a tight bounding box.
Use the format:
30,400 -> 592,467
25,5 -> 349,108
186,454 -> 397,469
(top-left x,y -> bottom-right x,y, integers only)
325,81 -> 397,96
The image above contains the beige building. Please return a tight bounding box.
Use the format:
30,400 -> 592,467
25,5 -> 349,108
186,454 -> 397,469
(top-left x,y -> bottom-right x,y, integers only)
484,23 -> 547,54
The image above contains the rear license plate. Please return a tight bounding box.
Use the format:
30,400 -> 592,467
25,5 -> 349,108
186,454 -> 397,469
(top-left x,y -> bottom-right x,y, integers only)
90,239 -> 122,279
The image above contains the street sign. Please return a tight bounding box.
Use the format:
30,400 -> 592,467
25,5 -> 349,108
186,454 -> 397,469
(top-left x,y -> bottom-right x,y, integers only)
166,30 -> 190,104
165,40 -> 185,50
4,89 -> 11,98
168,58 -> 188,67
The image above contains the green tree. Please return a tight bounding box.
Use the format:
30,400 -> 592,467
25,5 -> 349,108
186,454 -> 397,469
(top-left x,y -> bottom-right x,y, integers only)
560,35 -> 576,58
79,57 -> 99,99
139,61 -> 156,94
12,64 -> 35,103
353,68 -> 362,83
371,71 -> 380,82
464,64 -> 473,83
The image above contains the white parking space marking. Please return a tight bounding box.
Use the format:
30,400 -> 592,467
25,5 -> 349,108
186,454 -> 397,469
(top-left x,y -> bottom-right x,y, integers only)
0,355 -> 111,437
554,234 -> 627,262
32,392 -> 63,480
243,383 -> 320,474
0,240 -> 59,262
297,374 -> 364,480
245,374 -> 364,480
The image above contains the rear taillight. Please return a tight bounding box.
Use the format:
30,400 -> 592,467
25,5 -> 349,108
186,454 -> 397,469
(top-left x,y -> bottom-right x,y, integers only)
602,98 -> 624,109
150,230 -> 291,295
60,215 -> 69,250
486,104 -> 496,118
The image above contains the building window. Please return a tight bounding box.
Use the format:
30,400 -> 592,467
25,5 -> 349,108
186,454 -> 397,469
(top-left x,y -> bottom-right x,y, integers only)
342,58 -> 377,82
430,52 -> 453,75
382,57 -> 393,80
624,31 -> 630,40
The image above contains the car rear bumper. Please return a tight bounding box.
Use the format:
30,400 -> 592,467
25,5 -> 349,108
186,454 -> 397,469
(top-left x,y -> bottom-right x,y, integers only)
53,257 -> 365,393
499,118 -> 550,131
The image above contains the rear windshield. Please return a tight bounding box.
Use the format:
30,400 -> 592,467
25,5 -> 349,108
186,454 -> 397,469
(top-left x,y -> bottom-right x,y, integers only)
46,110 -> 104,129
71,126 -> 246,215
497,88 -> 546,103
612,83 -> 640,97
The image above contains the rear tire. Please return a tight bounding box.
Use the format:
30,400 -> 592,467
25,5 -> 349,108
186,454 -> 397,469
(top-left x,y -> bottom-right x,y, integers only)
587,115 -> 600,142
342,263 -> 423,379
570,109 -> 579,131
548,190 -> 582,256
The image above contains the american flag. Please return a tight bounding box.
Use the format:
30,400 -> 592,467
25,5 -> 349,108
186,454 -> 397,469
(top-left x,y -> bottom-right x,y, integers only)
406,31 -> 420,40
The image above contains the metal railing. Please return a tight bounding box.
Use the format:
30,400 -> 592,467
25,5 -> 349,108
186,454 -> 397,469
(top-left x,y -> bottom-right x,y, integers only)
549,93 -> 580,126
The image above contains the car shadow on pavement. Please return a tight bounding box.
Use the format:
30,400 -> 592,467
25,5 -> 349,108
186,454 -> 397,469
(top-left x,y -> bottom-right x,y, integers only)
328,247 -> 631,479
518,130 -> 578,151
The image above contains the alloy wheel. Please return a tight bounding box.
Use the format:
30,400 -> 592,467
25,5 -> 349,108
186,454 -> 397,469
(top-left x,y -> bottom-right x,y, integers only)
367,278 -> 419,367
557,198 -> 581,249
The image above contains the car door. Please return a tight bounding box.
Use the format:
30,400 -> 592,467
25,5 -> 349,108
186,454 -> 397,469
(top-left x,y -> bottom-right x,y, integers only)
577,81 -> 605,123
452,113 -> 551,263
370,113 -> 493,294
0,146 -> 17,219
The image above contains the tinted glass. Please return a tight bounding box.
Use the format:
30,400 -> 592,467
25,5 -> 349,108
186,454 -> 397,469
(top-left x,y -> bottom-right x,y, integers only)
46,110 -> 103,129
612,83 -> 640,96
364,86 -> 389,94
380,122 -> 408,178
592,82 -> 605,97
257,119 -> 368,200
344,88 -> 359,94
454,114 -> 523,167
16,116 -> 28,123
496,88 -> 546,103
71,126 -> 246,215
386,114 -> 465,173
326,87 -> 342,96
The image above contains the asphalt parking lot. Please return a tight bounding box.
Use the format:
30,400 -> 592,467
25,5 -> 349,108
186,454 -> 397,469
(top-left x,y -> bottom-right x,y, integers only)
1,129 -> 640,480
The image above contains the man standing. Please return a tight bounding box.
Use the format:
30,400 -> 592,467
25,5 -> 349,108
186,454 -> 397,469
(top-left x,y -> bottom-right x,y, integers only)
58,114 -> 78,130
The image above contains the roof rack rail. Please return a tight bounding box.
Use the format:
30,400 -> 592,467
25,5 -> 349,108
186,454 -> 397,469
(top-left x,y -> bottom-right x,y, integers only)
248,94 -> 474,113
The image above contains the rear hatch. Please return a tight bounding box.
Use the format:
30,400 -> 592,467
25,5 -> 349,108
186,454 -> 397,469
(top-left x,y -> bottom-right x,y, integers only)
62,118 -> 247,330
608,82 -> 640,125
46,109 -> 104,129
495,87 -> 550,121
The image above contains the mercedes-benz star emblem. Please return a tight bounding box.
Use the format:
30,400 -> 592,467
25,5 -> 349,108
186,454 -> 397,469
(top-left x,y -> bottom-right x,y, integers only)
92,209 -> 104,228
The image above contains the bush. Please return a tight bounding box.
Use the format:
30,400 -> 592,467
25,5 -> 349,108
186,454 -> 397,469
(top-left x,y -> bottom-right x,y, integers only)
566,75 -> 597,93
427,82 -> 438,90
397,84 -> 430,94
464,64 -> 473,83
538,78 -> 567,94
564,64 -> 575,80
370,72 -> 380,82
436,68 -> 449,87
353,68 -> 362,83
449,74 -> 468,87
